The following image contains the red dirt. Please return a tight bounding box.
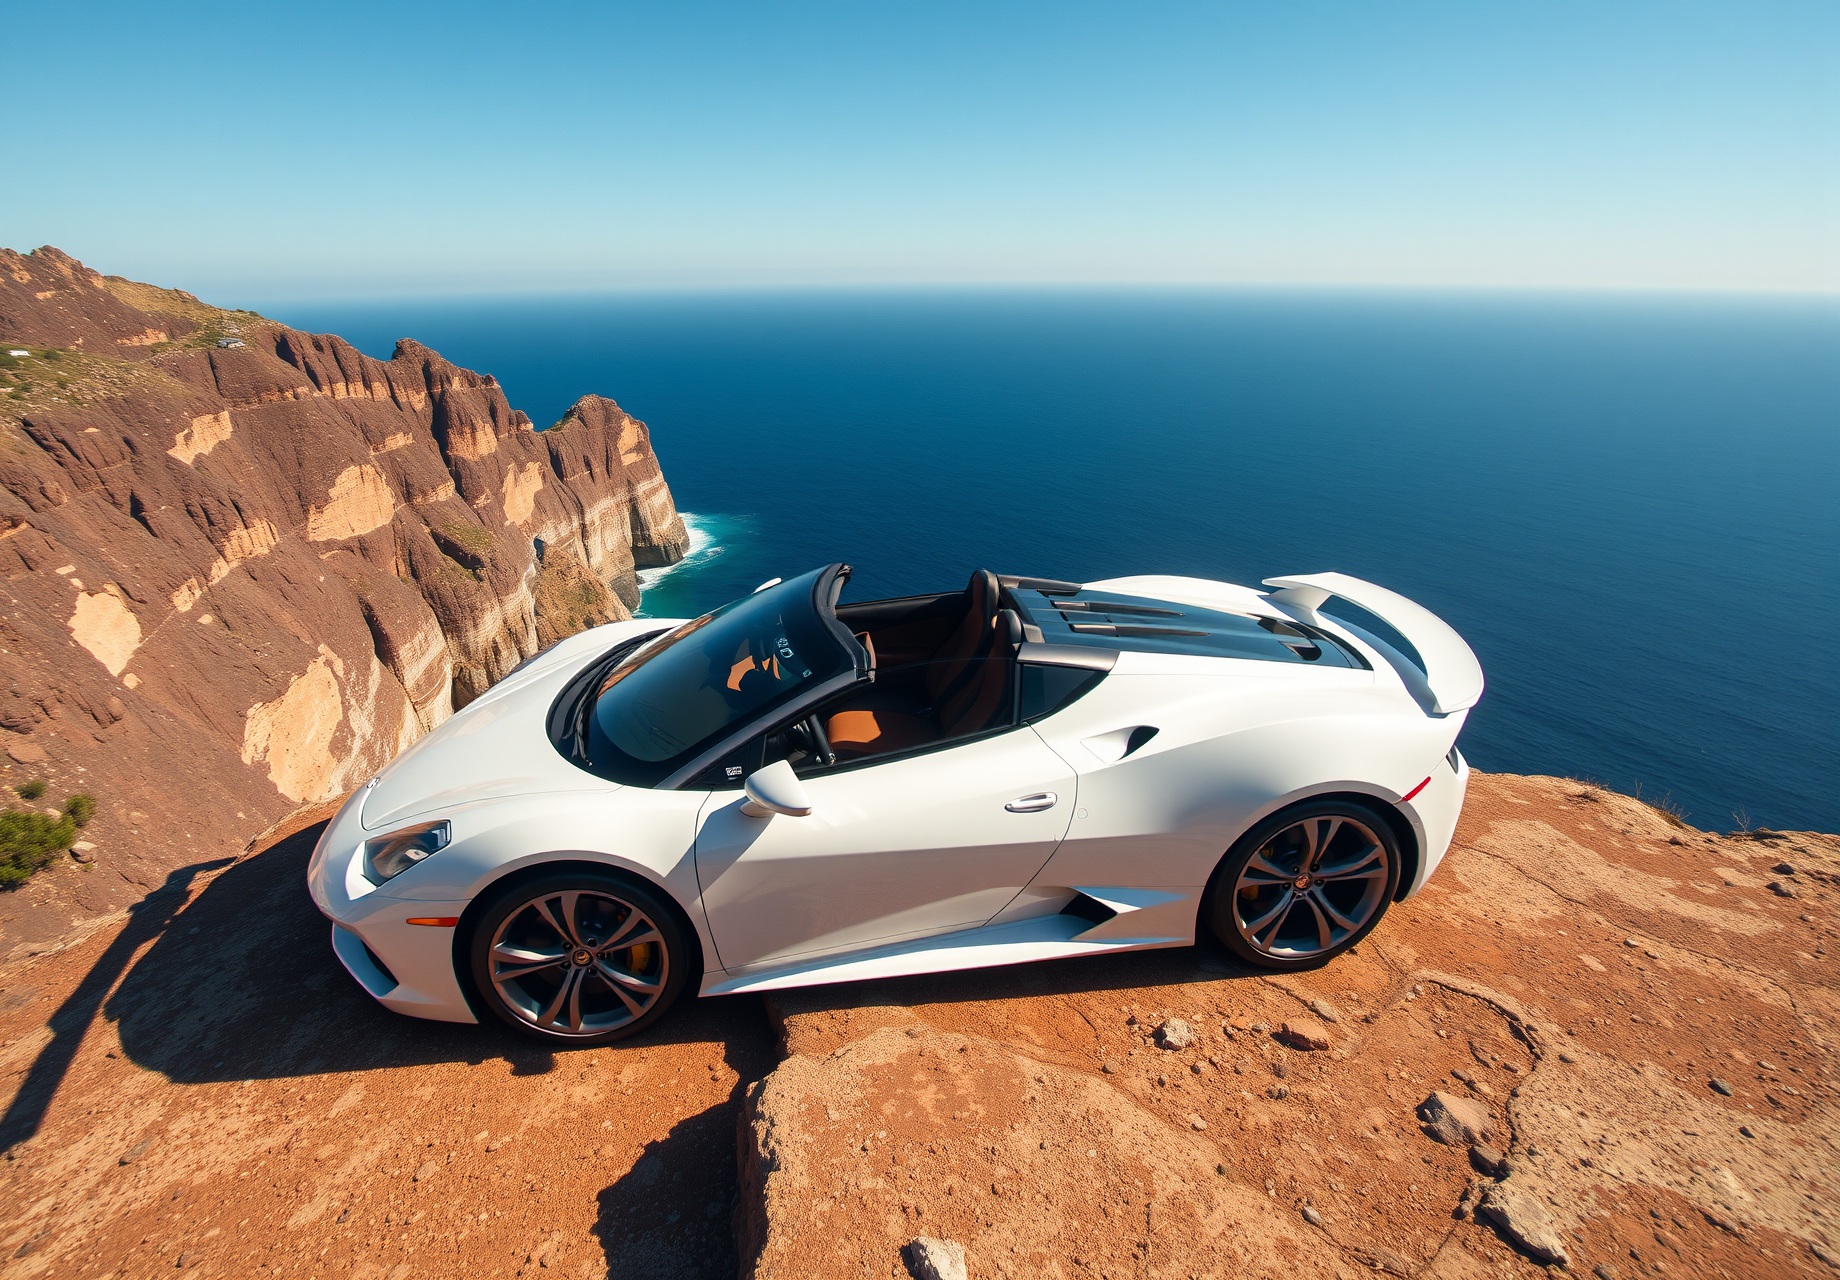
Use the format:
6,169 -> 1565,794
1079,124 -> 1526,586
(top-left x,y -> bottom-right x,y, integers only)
0,773 -> 1832,1279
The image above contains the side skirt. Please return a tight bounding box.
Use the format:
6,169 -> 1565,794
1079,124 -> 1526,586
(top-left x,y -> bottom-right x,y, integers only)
697,913 -> 1189,997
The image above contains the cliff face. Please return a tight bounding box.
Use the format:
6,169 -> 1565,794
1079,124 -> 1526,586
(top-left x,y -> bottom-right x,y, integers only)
0,247 -> 687,954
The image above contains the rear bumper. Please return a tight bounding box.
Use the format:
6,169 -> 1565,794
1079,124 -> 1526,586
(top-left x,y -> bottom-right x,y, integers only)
1399,748 -> 1469,897
309,790 -> 477,1025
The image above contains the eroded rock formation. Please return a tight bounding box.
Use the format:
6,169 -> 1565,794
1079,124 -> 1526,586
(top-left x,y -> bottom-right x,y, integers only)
0,247 -> 686,955
737,775 -> 1839,1279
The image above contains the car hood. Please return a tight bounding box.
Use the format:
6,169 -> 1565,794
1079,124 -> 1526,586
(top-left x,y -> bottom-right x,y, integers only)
359,621 -> 666,831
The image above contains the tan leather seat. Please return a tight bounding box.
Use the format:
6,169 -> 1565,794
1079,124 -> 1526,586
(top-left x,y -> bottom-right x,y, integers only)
826,603 -> 1023,760
826,708 -> 935,757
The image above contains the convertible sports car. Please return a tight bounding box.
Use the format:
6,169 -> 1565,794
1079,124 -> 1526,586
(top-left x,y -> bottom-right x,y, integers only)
308,564 -> 1482,1045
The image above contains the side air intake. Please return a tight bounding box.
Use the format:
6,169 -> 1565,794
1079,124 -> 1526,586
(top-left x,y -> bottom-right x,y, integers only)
1058,890 -> 1119,928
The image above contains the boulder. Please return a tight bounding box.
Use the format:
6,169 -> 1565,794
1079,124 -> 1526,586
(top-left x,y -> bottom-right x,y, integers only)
1478,1183 -> 1571,1265
1277,1018 -> 1333,1051
1418,1091 -> 1494,1146
1155,1018 -> 1194,1049
903,1237 -> 967,1280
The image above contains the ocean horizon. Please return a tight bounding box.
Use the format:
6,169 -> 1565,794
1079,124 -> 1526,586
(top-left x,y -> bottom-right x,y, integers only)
274,287 -> 1839,833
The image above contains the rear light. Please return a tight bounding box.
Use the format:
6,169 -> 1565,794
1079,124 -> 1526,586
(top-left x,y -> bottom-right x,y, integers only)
1402,776 -> 1431,802
407,917 -> 460,927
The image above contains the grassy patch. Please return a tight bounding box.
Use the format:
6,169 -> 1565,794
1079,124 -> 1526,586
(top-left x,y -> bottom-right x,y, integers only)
0,346 -> 175,414
439,522 -> 497,557
15,779 -> 45,800
440,553 -> 482,584
99,278 -> 273,351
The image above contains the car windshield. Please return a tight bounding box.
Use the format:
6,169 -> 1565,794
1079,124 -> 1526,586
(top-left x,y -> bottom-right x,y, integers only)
583,567 -> 856,786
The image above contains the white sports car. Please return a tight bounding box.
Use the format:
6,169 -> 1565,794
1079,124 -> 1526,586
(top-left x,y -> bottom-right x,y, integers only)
308,565 -> 1482,1045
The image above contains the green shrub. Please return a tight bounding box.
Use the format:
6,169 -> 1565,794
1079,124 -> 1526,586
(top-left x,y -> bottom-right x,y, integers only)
439,522 -> 497,556
0,808 -> 77,888
15,779 -> 45,800
63,793 -> 96,827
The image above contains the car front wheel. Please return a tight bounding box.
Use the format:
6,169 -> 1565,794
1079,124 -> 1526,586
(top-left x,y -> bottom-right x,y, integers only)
469,870 -> 691,1043
1203,799 -> 1402,970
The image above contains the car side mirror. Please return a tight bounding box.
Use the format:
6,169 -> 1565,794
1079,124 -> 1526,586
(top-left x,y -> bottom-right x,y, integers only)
739,759 -> 813,818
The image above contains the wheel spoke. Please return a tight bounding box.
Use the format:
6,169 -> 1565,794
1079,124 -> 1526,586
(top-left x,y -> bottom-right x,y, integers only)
593,958 -> 662,995
1255,897 -> 1296,950
557,891 -> 589,947
1305,817 -> 1343,869
603,975 -> 646,1020
530,896 -> 579,948
1242,852 -> 1294,884
538,966 -> 585,1030
1317,865 -> 1386,885
1316,844 -> 1385,882
603,927 -> 662,956
1238,888 -> 1296,950
492,943 -> 567,981
599,911 -> 662,954
1308,886 -> 1363,932
1301,893 -> 1334,949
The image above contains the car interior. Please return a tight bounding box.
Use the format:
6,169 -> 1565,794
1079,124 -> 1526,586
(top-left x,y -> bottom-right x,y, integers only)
754,569 -> 1027,775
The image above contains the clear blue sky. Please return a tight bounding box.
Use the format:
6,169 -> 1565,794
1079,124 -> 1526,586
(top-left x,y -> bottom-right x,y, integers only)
4,2 -> 1833,301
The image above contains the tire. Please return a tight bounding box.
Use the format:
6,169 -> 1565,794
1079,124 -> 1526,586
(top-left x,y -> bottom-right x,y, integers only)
1202,799 -> 1402,971
468,869 -> 691,1044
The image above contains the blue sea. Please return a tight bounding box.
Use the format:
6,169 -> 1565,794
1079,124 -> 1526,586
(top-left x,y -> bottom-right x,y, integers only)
277,290 -> 1838,833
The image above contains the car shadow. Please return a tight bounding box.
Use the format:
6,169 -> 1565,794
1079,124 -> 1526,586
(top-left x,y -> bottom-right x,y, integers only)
13,812 -> 1337,1122
103,820 -> 771,1087
758,928 -> 1342,1031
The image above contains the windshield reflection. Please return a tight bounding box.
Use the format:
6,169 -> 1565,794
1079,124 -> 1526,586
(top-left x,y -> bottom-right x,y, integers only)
584,568 -> 852,785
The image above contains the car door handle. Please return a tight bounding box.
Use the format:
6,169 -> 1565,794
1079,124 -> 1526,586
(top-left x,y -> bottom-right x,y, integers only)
1004,792 -> 1058,813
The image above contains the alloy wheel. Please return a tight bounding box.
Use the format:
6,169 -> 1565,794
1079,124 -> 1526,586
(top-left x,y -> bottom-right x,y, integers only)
1230,813 -> 1391,960
487,888 -> 669,1037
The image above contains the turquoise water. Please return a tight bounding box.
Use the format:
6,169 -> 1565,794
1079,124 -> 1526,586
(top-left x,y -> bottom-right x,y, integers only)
277,290 -> 1839,832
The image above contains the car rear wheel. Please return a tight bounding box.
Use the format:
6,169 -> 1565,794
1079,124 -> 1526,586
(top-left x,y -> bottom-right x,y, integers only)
469,870 -> 690,1044
1203,799 -> 1402,970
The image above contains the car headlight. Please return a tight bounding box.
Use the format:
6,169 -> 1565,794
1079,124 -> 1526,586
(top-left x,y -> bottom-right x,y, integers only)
363,820 -> 451,884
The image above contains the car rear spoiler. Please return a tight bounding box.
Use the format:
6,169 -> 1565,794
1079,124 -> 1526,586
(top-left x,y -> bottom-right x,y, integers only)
1263,573 -> 1483,715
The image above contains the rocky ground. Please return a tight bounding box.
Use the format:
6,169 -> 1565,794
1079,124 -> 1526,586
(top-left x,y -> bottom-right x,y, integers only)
0,773 -> 1832,1279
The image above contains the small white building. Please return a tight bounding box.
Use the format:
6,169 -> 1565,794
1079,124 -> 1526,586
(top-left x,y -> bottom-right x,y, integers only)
6,349 -> 27,357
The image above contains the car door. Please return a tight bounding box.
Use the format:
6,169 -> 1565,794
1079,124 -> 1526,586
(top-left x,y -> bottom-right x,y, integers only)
691,726 -> 1076,974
